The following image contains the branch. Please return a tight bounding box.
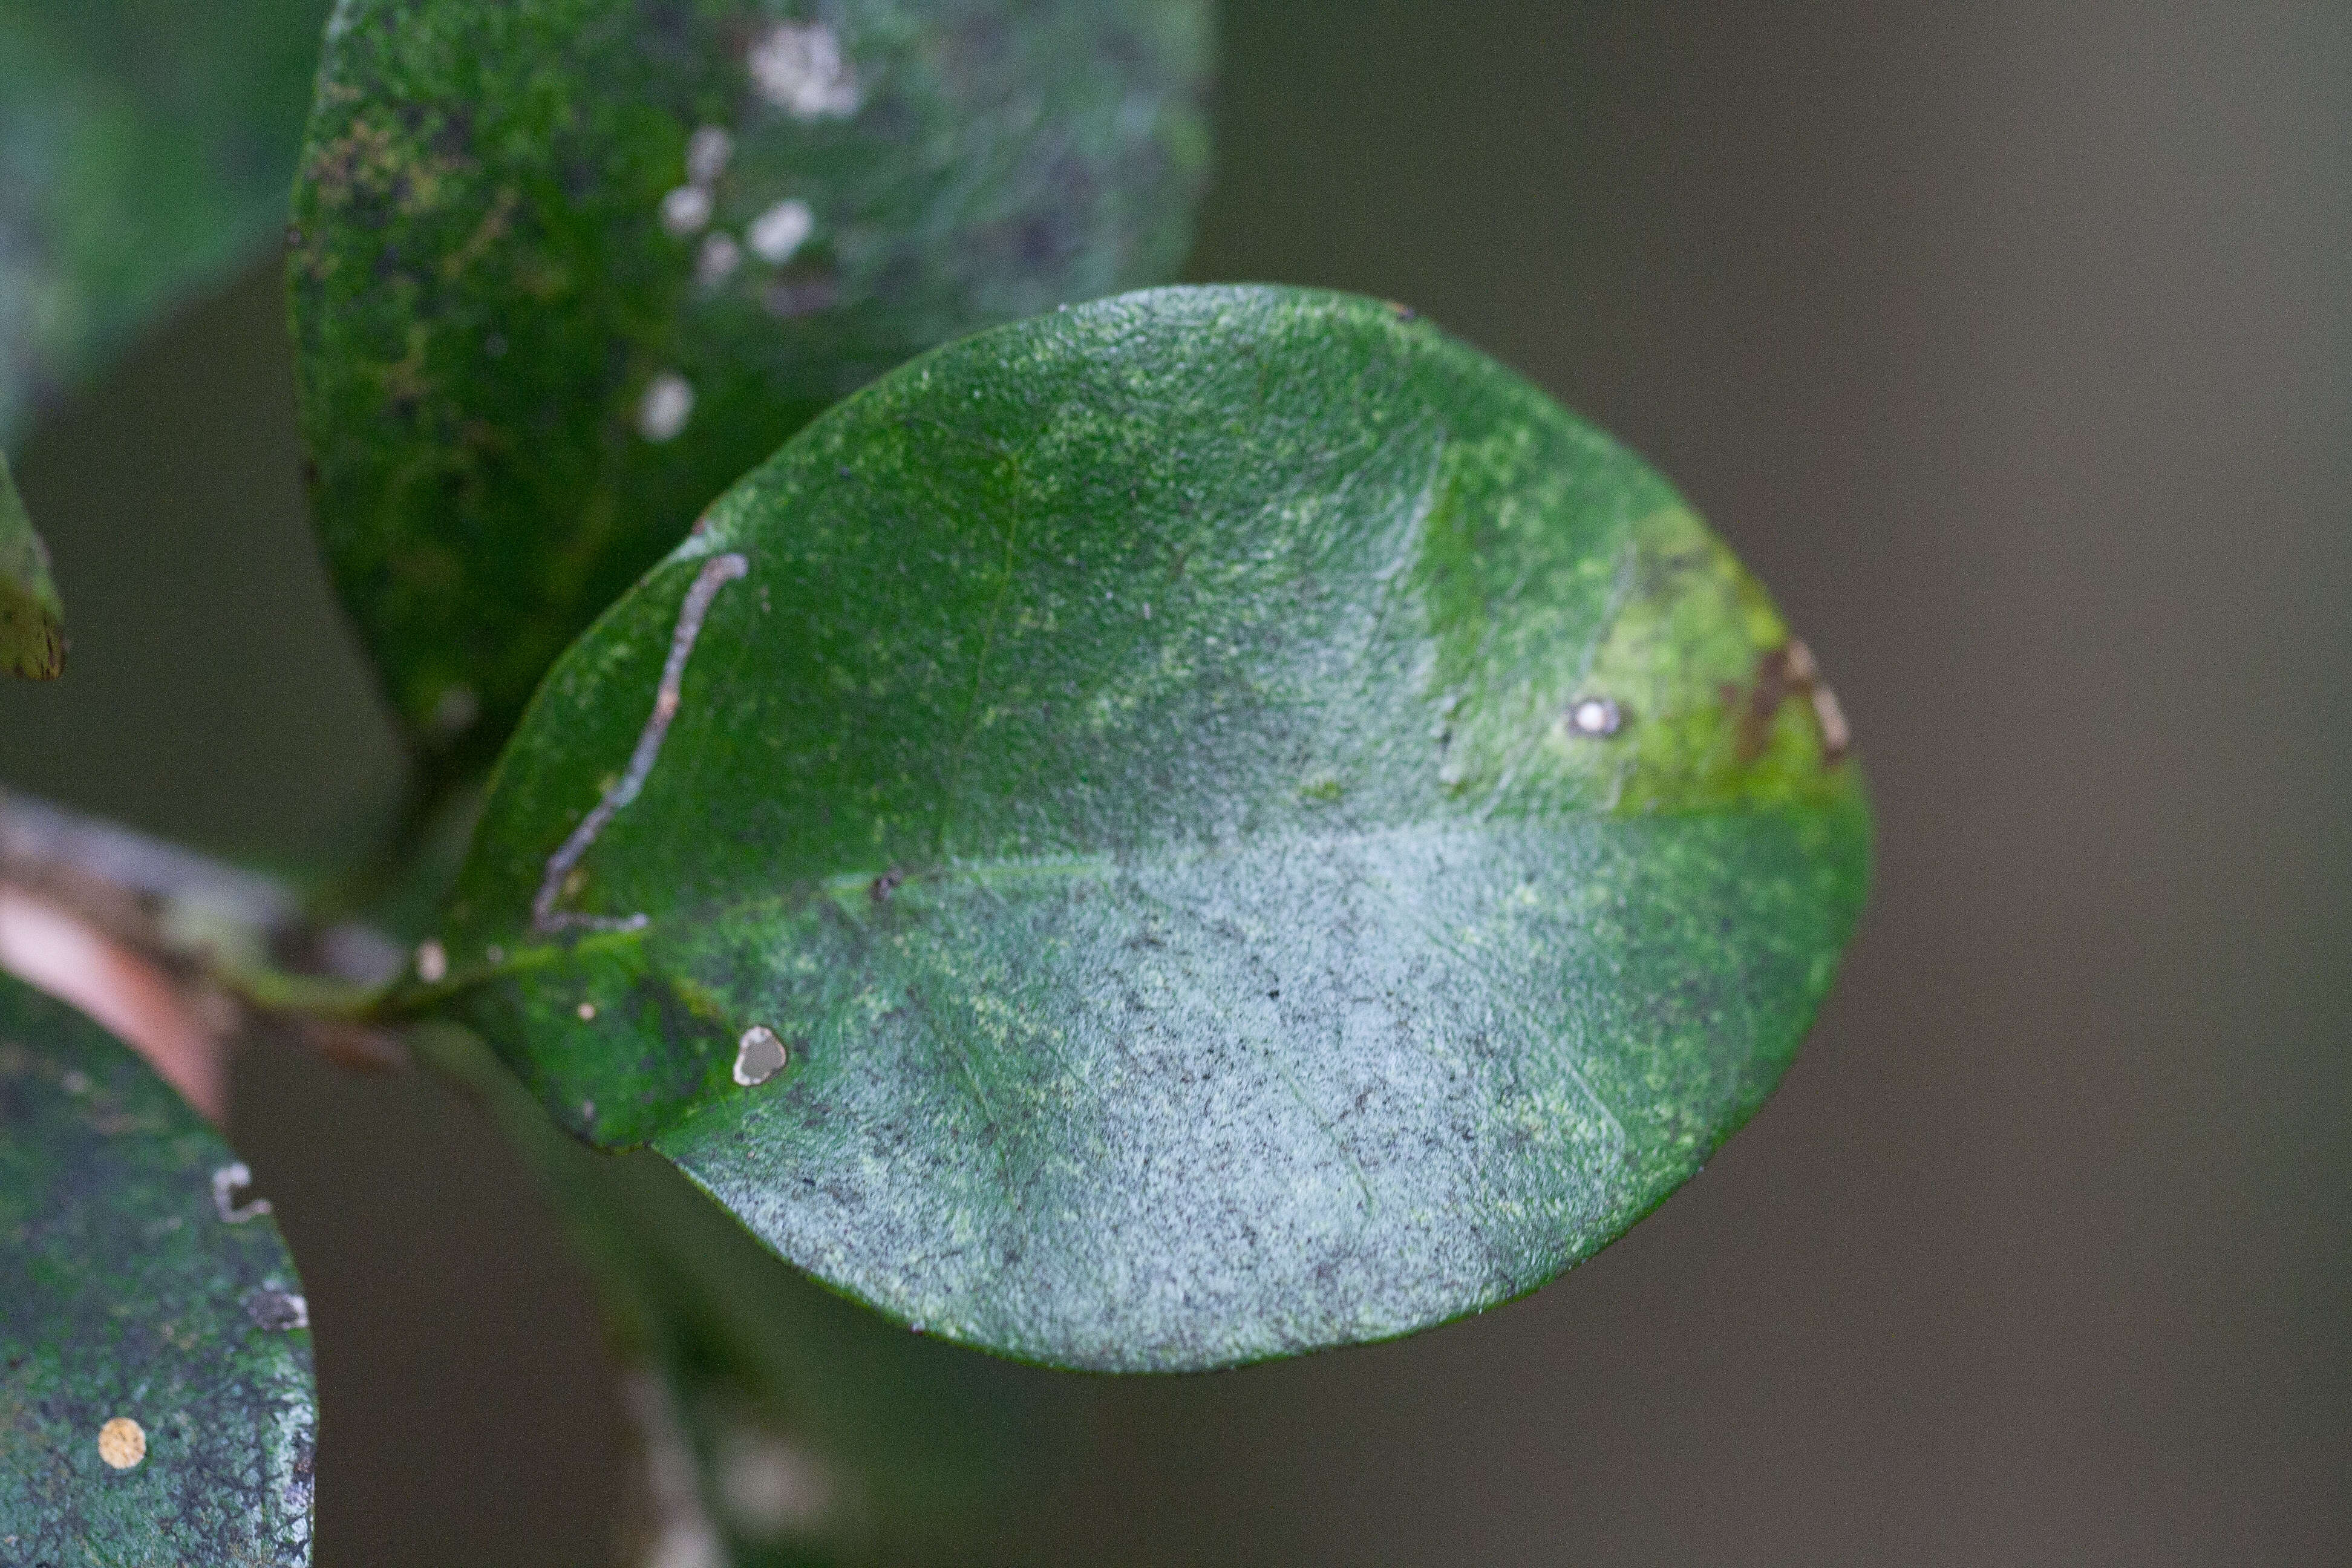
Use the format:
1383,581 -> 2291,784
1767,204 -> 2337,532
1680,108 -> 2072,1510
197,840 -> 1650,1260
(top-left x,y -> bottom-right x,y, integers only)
0,788 -> 412,1122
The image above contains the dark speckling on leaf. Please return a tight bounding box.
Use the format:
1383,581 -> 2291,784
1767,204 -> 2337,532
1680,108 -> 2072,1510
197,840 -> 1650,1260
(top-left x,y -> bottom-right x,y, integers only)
290,0 -> 1214,780
0,974 -> 315,1564
423,285 -> 1872,1373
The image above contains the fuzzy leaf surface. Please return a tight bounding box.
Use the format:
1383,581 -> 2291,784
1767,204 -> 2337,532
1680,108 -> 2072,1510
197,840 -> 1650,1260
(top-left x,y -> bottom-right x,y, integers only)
434,286 -> 1873,1372
0,974 -> 315,1563
290,0 -> 1212,775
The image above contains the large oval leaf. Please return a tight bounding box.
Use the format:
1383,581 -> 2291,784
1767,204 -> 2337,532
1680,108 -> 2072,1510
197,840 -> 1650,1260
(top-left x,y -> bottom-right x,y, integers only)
428,286 -> 1872,1372
1,450 -> 63,678
0,0 -> 332,441
0,973 -> 315,1563
290,0 -> 1212,774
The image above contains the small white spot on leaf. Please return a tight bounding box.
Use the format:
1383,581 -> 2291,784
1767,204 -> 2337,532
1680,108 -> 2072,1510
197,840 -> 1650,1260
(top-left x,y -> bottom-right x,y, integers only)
734,1026 -> 788,1086
243,1287 -> 309,1331
577,1001 -> 597,1021
747,199 -> 814,264
638,373 -> 694,442
661,185 -> 714,237
749,23 -> 860,119
415,939 -> 448,984
696,231 -> 743,287
213,1161 -> 273,1224
685,124 -> 734,185
1567,696 -> 1623,737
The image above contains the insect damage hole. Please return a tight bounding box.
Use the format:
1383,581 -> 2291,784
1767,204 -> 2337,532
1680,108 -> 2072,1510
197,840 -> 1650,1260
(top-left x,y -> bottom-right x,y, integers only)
734,1027 -> 788,1086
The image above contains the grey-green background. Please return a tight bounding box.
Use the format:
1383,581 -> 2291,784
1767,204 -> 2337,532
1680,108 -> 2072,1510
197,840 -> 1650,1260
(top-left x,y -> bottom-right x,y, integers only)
4,2 -> 2346,1562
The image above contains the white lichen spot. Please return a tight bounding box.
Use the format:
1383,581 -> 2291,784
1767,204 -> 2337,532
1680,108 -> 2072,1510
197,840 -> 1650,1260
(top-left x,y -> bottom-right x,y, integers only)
414,939 -> 448,984
748,23 -> 860,119
243,1287 -> 309,1331
661,184 -> 714,237
97,1417 -> 146,1470
685,124 -> 734,186
695,231 -> 743,287
213,1161 -> 273,1224
1437,760 -> 1466,788
1567,696 -> 1623,737
733,1025 -> 788,1086
746,198 -> 814,264
577,1001 -> 598,1021
638,373 -> 694,442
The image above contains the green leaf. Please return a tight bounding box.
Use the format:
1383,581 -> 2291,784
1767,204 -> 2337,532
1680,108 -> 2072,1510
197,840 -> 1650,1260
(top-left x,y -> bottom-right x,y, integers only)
0,0 -> 333,442
0,973 -> 315,1563
0,450 -> 63,678
415,1021 -> 1099,1563
428,286 -> 1873,1373
290,0 -> 1214,777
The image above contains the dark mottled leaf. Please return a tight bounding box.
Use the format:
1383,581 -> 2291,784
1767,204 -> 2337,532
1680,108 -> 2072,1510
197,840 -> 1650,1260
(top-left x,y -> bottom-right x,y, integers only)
426,286 -> 1873,1372
0,973 -> 315,1563
0,0 -> 333,441
0,451 -> 62,678
290,0 -> 1213,777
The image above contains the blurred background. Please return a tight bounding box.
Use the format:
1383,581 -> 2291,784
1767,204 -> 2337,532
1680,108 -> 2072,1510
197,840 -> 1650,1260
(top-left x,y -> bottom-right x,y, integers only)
4,1 -> 2347,1562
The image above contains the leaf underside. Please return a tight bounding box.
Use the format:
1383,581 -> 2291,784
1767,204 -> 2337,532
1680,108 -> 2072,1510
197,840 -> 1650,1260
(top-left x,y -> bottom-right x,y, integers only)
0,974 -> 315,1563
0,450 -> 63,678
433,286 -> 1873,1373
291,0 -> 1214,776
0,0 -> 333,443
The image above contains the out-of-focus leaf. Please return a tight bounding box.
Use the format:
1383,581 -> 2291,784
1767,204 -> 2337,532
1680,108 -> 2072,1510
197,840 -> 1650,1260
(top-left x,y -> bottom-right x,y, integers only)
0,972 -> 315,1564
0,449 -> 62,677
0,0 -> 334,442
289,0 -> 1214,777
426,286 -> 1872,1373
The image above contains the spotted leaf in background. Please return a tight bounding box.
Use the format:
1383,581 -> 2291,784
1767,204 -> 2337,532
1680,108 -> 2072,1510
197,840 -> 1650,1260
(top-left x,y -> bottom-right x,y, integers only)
290,0 -> 1214,778
0,972 -> 316,1564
